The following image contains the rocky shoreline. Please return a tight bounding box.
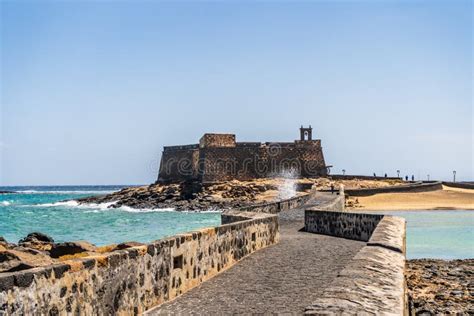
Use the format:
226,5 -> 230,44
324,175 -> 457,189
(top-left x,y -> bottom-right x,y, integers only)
75,180 -> 287,211
74,178 -> 404,211
0,232 -> 147,273
407,259 -> 473,315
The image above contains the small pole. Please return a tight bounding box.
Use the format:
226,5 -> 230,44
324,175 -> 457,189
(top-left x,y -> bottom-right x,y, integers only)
342,169 -> 346,176
397,170 -> 400,178
453,170 -> 456,183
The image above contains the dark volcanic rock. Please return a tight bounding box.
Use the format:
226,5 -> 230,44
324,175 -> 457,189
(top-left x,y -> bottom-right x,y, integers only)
407,259 -> 473,315
19,232 -> 54,244
74,182 -> 263,212
0,191 -> 16,194
50,241 -> 96,258
113,241 -> 144,251
18,232 -> 55,252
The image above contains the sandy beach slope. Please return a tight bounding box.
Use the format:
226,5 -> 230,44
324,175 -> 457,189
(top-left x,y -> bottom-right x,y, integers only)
347,185 -> 474,211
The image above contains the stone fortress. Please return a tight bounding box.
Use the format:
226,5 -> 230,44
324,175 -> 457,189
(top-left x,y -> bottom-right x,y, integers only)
157,126 -> 329,184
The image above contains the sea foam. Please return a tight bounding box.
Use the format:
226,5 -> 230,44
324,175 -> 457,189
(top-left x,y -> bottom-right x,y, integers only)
17,190 -> 117,195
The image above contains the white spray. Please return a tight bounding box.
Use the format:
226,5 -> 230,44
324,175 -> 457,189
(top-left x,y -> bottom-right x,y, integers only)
277,169 -> 298,200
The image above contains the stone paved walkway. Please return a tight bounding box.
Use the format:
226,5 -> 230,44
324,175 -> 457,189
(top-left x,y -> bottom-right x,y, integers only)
147,194 -> 365,315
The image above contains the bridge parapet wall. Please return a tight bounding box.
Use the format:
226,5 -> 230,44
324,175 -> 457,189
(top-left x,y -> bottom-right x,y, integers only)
0,212 -> 278,315
304,193 -> 407,315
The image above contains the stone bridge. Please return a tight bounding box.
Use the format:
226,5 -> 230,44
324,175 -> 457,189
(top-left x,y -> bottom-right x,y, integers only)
0,191 -> 406,315
146,192 -> 406,315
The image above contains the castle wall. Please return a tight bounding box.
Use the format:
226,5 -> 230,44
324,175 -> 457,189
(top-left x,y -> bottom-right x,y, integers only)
157,134 -> 328,184
198,141 -> 327,183
157,146 -> 199,183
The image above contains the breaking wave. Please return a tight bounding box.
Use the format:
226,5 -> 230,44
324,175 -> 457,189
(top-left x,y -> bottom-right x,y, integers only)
16,190 -> 117,195
32,200 -> 116,209
30,200 -> 220,213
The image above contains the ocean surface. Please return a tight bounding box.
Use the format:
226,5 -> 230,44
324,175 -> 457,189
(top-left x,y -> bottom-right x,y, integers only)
1,187 -> 472,259
382,211 -> 474,260
0,186 -> 221,246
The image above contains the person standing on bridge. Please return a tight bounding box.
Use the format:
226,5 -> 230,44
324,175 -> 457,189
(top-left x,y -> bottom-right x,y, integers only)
330,184 -> 335,194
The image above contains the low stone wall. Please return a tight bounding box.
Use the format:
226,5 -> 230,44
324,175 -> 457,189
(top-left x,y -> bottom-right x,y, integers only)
305,241 -> 406,315
0,211 -> 278,315
304,202 -> 407,314
345,181 -> 442,197
237,193 -> 311,214
442,181 -> 474,190
305,210 -> 383,242
329,174 -> 401,181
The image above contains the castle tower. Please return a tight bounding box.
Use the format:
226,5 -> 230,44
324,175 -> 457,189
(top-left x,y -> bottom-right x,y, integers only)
300,125 -> 312,141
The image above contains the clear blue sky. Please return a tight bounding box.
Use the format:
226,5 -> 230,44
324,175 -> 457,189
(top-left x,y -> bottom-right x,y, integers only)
1,0 -> 472,185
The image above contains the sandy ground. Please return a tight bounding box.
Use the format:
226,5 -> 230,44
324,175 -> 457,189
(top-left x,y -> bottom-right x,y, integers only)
347,186 -> 474,211
234,178 -> 403,203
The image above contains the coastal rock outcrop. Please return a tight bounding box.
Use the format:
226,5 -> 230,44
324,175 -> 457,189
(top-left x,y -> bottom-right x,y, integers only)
73,178 -> 405,212
407,259 -> 473,314
18,232 -> 55,252
113,241 -> 144,251
19,232 -> 54,244
0,247 -> 54,272
49,241 -> 96,258
75,181 -> 277,211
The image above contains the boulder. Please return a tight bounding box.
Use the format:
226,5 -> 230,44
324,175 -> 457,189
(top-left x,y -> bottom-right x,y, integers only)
0,248 -> 54,272
19,241 -> 53,252
113,241 -> 144,251
49,241 -> 96,258
0,236 -> 17,250
19,232 -> 55,252
19,232 -> 54,244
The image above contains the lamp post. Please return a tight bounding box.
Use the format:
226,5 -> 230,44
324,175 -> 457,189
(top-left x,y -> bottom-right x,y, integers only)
342,169 -> 346,176
397,170 -> 400,178
427,174 -> 430,181
453,170 -> 456,183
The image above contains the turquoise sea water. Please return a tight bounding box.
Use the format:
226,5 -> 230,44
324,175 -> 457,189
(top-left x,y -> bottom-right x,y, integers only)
0,186 -> 221,246
1,187 -> 472,259
380,211 -> 474,260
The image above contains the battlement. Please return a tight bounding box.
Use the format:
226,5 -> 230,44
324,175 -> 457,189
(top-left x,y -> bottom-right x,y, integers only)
199,134 -> 236,148
157,126 -> 328,184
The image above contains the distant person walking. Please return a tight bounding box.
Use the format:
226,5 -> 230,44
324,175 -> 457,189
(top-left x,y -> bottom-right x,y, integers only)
405,175 -> 409,181
373,173 -> 376,177
411,175 -> 414,181
384,173 -> 387,178
330,184 -> 335,195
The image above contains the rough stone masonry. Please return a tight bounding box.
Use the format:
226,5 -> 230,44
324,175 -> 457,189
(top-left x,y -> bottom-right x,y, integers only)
157,126 -> 328,184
